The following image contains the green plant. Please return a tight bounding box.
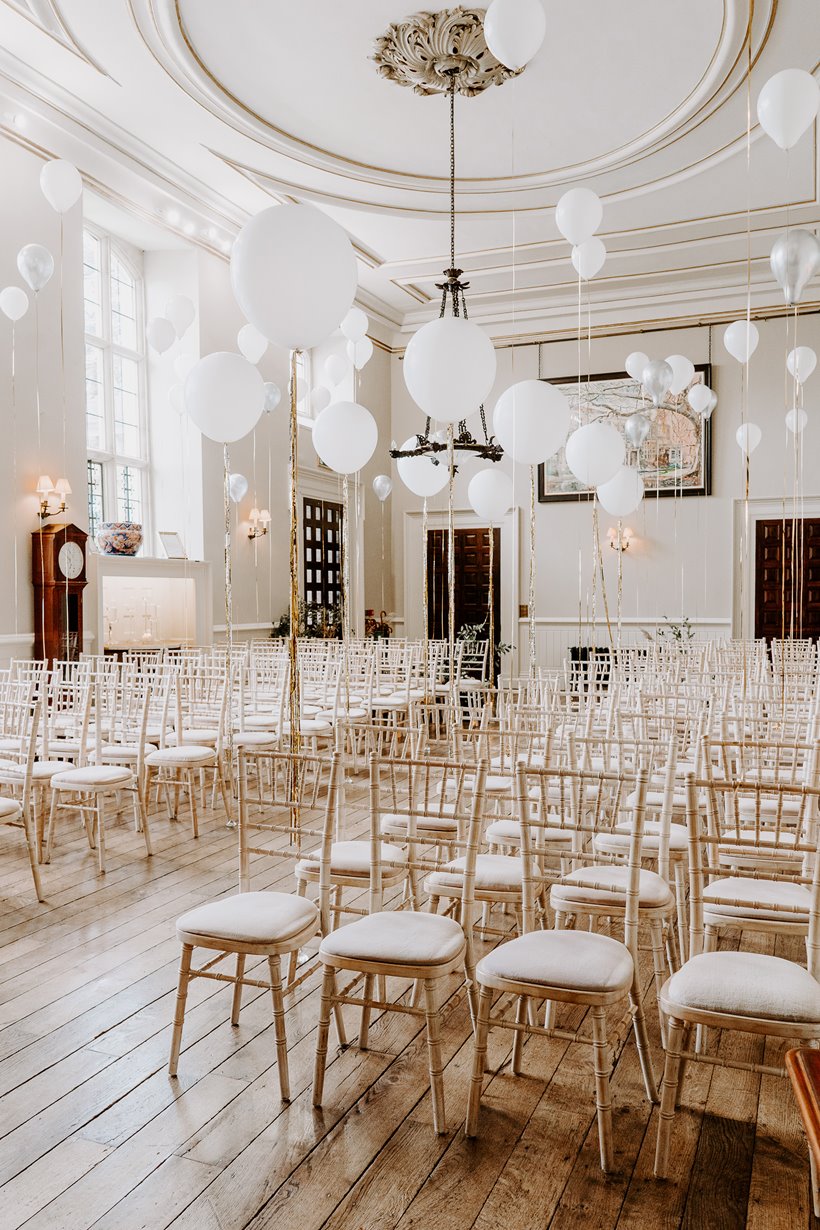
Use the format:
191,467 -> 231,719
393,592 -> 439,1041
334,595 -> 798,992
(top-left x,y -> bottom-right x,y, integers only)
457,618 -> 511,677
643,615 -> 695,644
271,600 -> 342,640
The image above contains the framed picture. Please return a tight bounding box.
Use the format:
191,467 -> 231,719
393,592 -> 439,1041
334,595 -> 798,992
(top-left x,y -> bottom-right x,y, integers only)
538,364 -> 712,503
158,531 -> 187,559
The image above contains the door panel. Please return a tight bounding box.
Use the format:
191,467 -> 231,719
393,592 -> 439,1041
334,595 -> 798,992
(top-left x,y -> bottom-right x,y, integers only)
754,518 -> 820,641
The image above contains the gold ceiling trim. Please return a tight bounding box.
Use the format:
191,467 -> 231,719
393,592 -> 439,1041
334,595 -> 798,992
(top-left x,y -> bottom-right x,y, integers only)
372,8 -> 519,97
1,0 -> 115,78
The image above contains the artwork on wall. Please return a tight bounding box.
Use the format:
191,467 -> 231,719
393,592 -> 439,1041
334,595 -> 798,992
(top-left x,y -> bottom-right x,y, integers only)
538,364 -> 712,502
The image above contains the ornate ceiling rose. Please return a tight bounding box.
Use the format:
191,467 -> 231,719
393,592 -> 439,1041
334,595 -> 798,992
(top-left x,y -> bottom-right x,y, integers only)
373,7 -> 520,98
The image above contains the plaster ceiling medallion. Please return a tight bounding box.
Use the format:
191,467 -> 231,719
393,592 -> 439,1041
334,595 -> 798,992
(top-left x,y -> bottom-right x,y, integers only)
372,8 -> 519,98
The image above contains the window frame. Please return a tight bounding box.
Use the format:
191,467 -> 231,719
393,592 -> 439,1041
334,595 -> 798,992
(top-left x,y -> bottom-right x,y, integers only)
83,223 -> 151,540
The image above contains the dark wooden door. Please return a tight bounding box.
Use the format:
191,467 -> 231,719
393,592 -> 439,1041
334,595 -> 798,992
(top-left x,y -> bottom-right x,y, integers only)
303,497 -> 343,628
426,528 -> 501,641
755,518 -> 820,642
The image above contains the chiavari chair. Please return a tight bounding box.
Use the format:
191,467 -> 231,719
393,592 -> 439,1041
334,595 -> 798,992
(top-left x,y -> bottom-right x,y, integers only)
0,691 -> 45,899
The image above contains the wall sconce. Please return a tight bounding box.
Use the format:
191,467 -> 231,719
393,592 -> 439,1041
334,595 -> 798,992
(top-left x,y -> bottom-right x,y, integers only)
37,475 -> 71,521
248,507 -> 271,540
607,525 -> 634,553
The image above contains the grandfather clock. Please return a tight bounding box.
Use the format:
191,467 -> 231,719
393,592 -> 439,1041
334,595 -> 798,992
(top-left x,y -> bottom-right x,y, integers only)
31,523 -> 88,663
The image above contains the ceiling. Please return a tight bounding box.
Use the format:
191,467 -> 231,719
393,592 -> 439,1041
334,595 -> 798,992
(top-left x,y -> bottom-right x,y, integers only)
0,0 -> 817,340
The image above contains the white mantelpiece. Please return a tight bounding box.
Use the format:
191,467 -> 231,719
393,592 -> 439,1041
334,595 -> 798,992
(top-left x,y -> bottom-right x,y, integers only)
89,554 -> 212,652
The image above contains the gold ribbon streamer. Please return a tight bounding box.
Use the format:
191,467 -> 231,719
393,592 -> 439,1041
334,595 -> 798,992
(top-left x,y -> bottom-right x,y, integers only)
528,464 -> 536,676
447,426 -> 456,702
288,350 -> 301,762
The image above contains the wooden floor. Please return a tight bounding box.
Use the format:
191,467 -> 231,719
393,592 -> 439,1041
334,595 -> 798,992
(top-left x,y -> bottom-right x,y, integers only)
1,778 -> 818,1230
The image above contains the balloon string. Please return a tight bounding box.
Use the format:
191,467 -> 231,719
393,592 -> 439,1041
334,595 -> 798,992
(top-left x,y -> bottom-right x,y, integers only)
11,322 -> 18,639
488,519 -> 495,701
288,350 -> 301,766
60,216 -> 69,648
528,465 -> 536,676
447,425 -> 455,700
35,293 -> 46,660
422,496 -> 429,700
223,442 -> 234,797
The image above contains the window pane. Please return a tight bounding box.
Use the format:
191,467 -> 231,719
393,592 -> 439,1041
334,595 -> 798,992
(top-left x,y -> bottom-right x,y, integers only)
110,252 -> 138,350
85,343 -> 106,450
117,465 -> 142,524
83,231 -> 102,336
87,460 -> 104,537
113,353 -> 141,456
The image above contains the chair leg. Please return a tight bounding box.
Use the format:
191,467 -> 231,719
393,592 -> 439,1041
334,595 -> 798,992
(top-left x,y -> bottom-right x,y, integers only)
95,797 -> 106,875
810,1149 -> 820,1220
134,789 -> 152,857
169,943 -> 193,1076
465,984 -> 492,1137
268,955 -> 290,1102
359,974 -> 374,1049
21,805 -> 44,902
511,995 -> 527,1075
231,954 -> 246,1025
590,1006 -> 614,1173
188,771 -> 199,838
313,964 -> 336,1107
423,978 -> 447,1135
630,986 -> 659,1104
654,1016 -> 685,1178
649,920 -> 668,1046
674,861 -> 687,961
44,788 -> 59,864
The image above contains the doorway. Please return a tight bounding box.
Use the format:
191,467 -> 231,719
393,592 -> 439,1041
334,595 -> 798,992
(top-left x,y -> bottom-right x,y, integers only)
754,517 -> 820,642
426,527 -> 500,642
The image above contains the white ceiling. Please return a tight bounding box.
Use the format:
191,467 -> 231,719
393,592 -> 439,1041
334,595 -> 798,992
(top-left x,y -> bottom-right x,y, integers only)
0,0 -> 817,340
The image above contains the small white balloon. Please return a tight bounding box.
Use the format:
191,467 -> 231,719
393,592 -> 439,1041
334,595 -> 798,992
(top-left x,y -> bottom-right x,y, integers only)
263,382 -> 281,413
341,306 -> 368,341
324,353 -> 349,387
228,472 -> 249,503
146,316 -> 176,355
664,354 -> 696,396
736,422 -> 762,456
397,436 -> 450,497
555,188 -> 603,247
17,244 -> 54,293
169,384 -> 184,414
596,465 -> 644,517
687,384 -> 714,415
311,386 -> 332,414
165,295 -> 195,339
703,390 -> 718,420
40,160 -> 82,213
786,407 -> 808,435
757,69 -> 820,151
642,359 -> 674,408
724,319 -> 759,363
565,421 -> 625,487
347,336 -> 373,370
173,353 -> 197,382
296,375 -> 309,403
185,351 -> 265,443
0,286 -> 29,321
770,229 -> 820,305
237,322 -> 268,364
468,468 -> 514,522
404,316 -> 497,424
312,401 -> 378,474
624,413 -> 651,448
571,237 -> 606,280
483,0 -> 546,69
373,474 -> 392,502
492,379 -> 570,464
625,351 -> 650,382
787,346 -> 817,384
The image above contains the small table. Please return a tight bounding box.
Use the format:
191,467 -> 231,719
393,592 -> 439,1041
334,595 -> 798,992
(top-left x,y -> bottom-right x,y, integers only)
785,1047 -> 820,1216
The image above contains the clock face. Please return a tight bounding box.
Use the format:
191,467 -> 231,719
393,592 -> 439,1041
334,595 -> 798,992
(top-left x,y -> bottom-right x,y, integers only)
57,541 -> 84,580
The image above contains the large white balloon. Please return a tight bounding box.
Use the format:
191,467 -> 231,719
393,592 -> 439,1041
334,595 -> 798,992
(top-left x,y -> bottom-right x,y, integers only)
724,319 -> 759,363
483,0 -> 546,70
492,379 -> 570,463
786,408 -> 808,435
237,323 -> 268,364
146,317 -> 176,355
596,465 -> 644,517
312,401 -> 378,474
231,204 -> 357,351
625,351 -> 649,382
468,468 -> 514,522
347,336 -> 373,370
571,237 -> 607,280
0,286 -> 28,321
40,160 -> 82,213
396,436 -> 450,497
736,422 -> 762,456
185,351 -> 265,443
664,354 -> 695,396
555,188 -> 603,246
341,306 -> 368,341
787,346 -> 817,383
757,69 -> 820,151
17,244 -> 54,293
165,295 -> 195,339
403,316 -> 497,423
565,421 -> 625,487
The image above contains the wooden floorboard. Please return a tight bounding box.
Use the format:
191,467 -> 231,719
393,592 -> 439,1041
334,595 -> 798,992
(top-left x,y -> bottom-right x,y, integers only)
0,781 -> 815,1229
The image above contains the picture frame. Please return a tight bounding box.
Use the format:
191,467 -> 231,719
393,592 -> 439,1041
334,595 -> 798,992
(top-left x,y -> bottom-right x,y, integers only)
537,364 -> 712,503
158,531 -> 187,559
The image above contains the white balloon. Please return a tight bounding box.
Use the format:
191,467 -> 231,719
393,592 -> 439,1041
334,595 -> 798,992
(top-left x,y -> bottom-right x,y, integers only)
185,351 -> 264,443
397,436 -> 450,497
373,474 -> 392,502
787,346 -> 817,384
404,316 -> 496,423
786,407 -> 808,434
165,295 -> 195,339
483,0 -> 546,70
296,376 -> 308,403
237,322 -> 268,364
0,286 -> 28,321
703,390 -> 718,420
596,465 -> 644,517
17,244 -> 54,293
736,422 -> 762,456
228,472 -> 249,503
324,353 -> 349,387
492,379 -> 570,464
173,353 -> 197,381
555,188 -> 603,247
468,468 -> 514,522
757,69 -> 820,151
665,354 -> 696,396
169,384 -> 184,415
571,237 -> 606,280
146,316 -> 176,355
231,203 -> 357,351
687,384 -> 714,415
642,359 -> 674,408
263,382 -> 281,413
40,160 -> 82,213
347,336 -> 373,370
724,319 -> 759,363
311,386 -> 332,414
625,351 -> 650,382
565,421 -> 625,487
312,401 -> 377,474
341,306 -> 368,341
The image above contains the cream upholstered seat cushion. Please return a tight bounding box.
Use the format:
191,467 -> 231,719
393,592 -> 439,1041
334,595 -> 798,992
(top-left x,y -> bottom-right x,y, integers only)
594,819 -> 688,857
478,929 -> 633,993
177,891 -> 318,947
0,758 -> 72,781
99,743 -> 154,761
551,864 -> 673,910
626,788 -> 686,812
425,853 -> 527,895
663,951 -> 820,1023
51,764 -> 134,789
146,745 -> 216,767
702,875 -> 811,922
281,718 -> 332,736
319,910 -> 464,966
233,731 -> 280,748
166,727 -> 219,745
241,714 -> 280,731
0,796 -> 21,819
296,840 -> 407,878
380,808 -> 458,836
486,816 -> 573,847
